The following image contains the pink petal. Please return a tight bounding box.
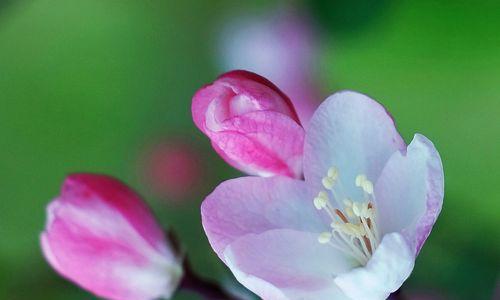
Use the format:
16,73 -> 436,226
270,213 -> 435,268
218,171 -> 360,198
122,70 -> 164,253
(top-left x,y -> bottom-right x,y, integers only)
41,174 -> 182,300
375,134 -> 444,254
218,70 -> 300,122
192,70 -> 305,178
201,176 -> 326,259
335,233 -> 415,300
224,229 -> 353,300
206,111 -> 304,177
60,174 -> 170,255
304,90 -> 406,199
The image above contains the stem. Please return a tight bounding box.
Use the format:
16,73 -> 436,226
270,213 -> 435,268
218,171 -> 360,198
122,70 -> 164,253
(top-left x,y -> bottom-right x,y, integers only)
178,260 -> 240,300
389,289 -> 406,300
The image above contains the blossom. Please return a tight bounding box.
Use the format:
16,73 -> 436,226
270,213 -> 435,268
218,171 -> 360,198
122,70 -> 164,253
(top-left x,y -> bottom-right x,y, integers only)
200,90 -> 444,300
40,173 -> 183,300
192,70 -> 305,178
139,138 -> 204,201
218,9 -> 321,123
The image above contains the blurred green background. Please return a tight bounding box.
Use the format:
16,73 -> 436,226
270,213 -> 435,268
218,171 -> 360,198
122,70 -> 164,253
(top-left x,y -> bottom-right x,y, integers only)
1,0 -> 499,299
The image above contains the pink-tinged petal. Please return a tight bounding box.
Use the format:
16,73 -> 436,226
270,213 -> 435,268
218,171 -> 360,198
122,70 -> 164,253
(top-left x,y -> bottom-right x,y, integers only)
206,111 -> 304,177
335,233 -> 415,300
192,70 -> 305,178
202,176 -> 326,259
41,174 -> 183,300
218,70 -> 300,122
61,174 -> 171,255
223,229 -> 353,300
375,134 -> 444,254
304,91 -> 406,199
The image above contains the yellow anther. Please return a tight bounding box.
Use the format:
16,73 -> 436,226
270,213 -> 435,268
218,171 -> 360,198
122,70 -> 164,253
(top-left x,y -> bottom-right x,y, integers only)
318,232 -> 332,244
362,180 -> 374,195
327,167 -> 339,180
355,174 -> 374,194
353,202 -> 371,218
355,174 -> 367,187
313,191 -> 329,210
322,176 -> 335,190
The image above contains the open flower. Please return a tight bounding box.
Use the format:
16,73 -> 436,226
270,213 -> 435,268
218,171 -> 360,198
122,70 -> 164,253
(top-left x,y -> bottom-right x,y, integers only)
201,91 -> 444,300
40,174 -> 183,300
192,70 -> 304,178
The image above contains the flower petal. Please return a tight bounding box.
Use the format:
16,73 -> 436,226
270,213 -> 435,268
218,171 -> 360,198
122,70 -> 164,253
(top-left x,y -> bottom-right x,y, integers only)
224,229 -> 353,300
201,176 -> 327,258
334,232 -> 414,300
61,174 -> 171,255
304,91 -> 405,199
40,174 -> 183,300
375,134 -> 444,254
41,197 -> 181,300
218,70 -> 300,123
207,111 -> 305,177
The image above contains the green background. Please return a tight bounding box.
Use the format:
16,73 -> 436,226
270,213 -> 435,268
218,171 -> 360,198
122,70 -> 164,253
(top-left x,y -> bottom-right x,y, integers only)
1,0 -> 498,299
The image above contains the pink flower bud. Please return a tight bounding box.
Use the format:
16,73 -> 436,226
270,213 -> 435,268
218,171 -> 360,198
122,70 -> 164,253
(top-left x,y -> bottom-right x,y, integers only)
192,70 -> 305,178
40,174 -> 183,300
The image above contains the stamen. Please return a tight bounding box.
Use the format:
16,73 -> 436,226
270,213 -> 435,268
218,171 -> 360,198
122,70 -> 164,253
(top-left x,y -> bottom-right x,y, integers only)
362,236 -> 372,254
355,174 -> 367,187
356,174 -> 374,195
335,209 -> 348,223
322,176 -> 335,190
313,191 -> 329,210
363,180 -> 374,195
327,167 -> 339,180
318,232 -> 332,244
315,168 -> 380,266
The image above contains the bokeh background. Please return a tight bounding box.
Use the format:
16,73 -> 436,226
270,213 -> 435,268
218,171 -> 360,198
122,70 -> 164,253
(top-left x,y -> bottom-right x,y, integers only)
1,0 -> 499,299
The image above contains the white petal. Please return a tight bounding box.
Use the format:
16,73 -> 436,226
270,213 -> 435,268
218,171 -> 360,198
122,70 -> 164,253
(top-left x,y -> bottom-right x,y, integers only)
334,233 -> 414,300
304,91 -> 405,200
375,134 -> 444,254
223,229 -> 353,300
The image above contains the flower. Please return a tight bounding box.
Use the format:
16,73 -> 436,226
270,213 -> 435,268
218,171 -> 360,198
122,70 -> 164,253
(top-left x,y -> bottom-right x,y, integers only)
40,173 -> 183,300
200,90 -> 444,300
192,70 -> 305,178
218,9 -> 321,123
139,138 -> 204,201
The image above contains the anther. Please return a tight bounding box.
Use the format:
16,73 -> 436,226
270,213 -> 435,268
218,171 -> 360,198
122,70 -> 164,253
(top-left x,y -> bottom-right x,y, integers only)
355,174 -> 367,187
352,202 -> 367,217
355,174 -> 374,194
318,232 -> 332,244
313,191 -> 329,210
322,176 -> 335,190
362,180 -> 374,194
327,167 -> 339,180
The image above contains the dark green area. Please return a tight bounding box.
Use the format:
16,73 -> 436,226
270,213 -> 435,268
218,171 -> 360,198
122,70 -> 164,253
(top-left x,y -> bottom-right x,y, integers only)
0,0 -> 498,299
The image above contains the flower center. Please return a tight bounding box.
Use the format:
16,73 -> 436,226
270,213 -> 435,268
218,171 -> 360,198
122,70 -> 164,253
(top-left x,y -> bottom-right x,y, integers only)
313,167 -> 380,265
